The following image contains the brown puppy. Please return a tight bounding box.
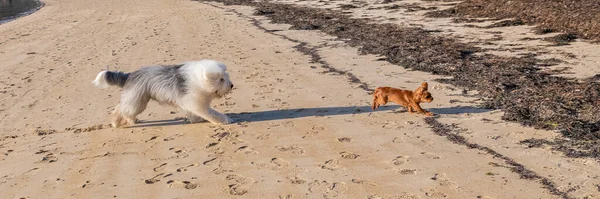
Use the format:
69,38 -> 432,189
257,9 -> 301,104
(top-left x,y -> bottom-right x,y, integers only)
372,82 -> 434,116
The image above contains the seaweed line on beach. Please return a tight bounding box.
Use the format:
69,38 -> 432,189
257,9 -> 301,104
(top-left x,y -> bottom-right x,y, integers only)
425,0 -> 600,42
193,0 -> 600,158
424,117 -> 572,199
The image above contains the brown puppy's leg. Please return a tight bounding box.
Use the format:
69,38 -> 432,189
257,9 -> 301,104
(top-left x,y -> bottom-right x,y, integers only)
410,103 -> 433,116
372,96 -> 379,110
372,89 -> 388,110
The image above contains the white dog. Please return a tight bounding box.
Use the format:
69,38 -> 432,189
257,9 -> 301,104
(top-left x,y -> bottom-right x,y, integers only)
92,59 -> 234,127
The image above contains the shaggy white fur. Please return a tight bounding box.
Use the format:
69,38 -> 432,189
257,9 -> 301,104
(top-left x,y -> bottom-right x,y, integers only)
93,59 -> 234,127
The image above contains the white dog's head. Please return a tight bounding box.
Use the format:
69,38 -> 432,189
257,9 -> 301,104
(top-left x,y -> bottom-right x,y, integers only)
195,60 -> 233,98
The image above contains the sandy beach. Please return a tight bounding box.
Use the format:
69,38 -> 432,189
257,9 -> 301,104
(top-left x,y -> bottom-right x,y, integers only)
1,0 -> 599,198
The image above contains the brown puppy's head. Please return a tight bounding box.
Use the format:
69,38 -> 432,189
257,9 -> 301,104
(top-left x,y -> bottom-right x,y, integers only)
414,82 -> 433,103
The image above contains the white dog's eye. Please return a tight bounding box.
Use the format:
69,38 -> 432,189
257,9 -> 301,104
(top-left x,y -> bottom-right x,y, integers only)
220,78 -> 224,82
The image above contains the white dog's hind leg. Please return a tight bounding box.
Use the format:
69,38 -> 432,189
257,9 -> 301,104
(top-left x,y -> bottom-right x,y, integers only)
111,105 -> 125,128
117,91 -> 150,126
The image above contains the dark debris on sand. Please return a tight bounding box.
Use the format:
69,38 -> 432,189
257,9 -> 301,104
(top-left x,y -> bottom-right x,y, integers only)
192,0 -> 600,158
425,0 -> 600,42
543,33 -> 578,46
521,138 -> 600,160
485,19 -> 524,28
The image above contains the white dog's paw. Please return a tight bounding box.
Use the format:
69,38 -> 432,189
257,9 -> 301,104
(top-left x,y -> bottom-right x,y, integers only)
183,112 -> 207,123
187,116 -> 206,123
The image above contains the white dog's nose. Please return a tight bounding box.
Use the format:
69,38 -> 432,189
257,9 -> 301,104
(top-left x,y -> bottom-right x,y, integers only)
230,84 -> 234,88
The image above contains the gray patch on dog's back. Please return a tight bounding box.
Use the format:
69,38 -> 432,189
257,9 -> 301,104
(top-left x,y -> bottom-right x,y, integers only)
162,64 -> 187,93
105,71 -> 129,88
124,64 -> 187,102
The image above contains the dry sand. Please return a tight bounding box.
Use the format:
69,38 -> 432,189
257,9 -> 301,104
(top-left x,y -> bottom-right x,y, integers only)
0,0 -> 599,198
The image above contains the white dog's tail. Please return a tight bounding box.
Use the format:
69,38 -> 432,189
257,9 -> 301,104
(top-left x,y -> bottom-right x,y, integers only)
92,71 -> 129,89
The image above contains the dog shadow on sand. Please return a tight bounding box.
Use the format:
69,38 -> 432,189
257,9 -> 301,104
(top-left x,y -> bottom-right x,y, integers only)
131,105 -> 491,128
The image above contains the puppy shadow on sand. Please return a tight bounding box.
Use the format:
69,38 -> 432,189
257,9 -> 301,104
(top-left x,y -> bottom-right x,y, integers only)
131,105 -> 490,128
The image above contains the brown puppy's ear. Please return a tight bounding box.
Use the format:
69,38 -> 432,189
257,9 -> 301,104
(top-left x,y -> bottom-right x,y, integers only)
372,88 -> 380,97
414,82 -> 426,94
421,82 -> 428,91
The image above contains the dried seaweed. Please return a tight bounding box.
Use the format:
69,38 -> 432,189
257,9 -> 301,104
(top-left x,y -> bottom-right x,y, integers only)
426,0 -> 600,41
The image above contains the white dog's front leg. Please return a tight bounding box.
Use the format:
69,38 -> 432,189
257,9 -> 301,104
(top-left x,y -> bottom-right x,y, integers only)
205,108 -> 234,124
182,100 -> 232,125
184,111 -> 206,123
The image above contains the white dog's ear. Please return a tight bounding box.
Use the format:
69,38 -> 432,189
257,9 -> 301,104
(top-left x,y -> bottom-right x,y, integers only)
216,62 -> 227,71
203,67 -> 223,81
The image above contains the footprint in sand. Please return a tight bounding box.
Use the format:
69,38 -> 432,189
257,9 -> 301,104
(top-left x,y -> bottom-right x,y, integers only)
228,184 -> 250,195
213,167 -> 234,175
234,145 -> 259,155
208,146 -> 225,155
351,179 -> 379,186
392,137 -> 403,143
381,121 -> 404,130
399,169 -> 417,175
279,195 -> 294,199
303,130 -> 319,138
420,138 -> 436,146
311,125 -> 325,131
368,193 -> 420,199
153,163 -> 168,172
81,180 -> 94,188
287,176 -> 307,184
176,164 -> 199,172
339,151 -> 360,159
39,153 -> 58,163
421,188 -> 448,198
145,135 -> 159,143
151,148 -> 189,161
65,124 -> 106,133
320,159 -> 342,171
226,174 -> 255,184
35,129 -> 57,136
256,134 -> 270,140
254,157 -> 290,170
275,145 -> 305,154
170,148 -> 188,156
213,160 -> 235,175
163,134 -> 183,141
337,137 -> 352,142
281,121 -> 295,128
391,156 -> 410,166
270,157 -> 290,170
226,174 -> 255,195
78,166 -> 91,174
308,180 -> 347,197
421,152 -> 441,159
203,157 -> 217,165
432,173 -> 462,192
166,180 -> 198,189
237,121 -> 249,128
144,173 -> 166,184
